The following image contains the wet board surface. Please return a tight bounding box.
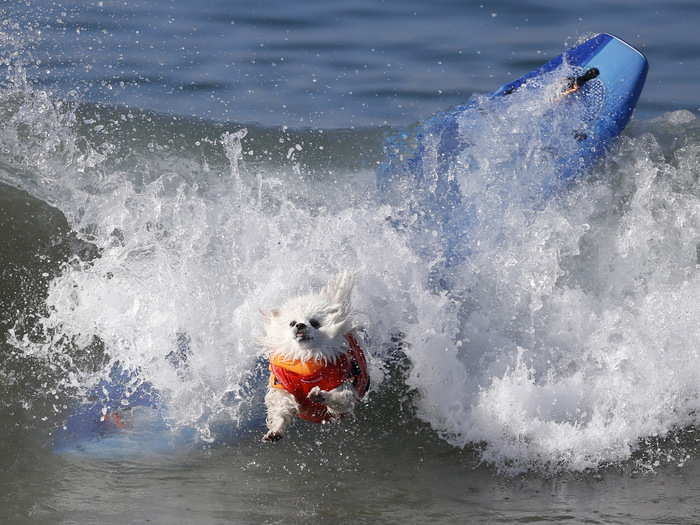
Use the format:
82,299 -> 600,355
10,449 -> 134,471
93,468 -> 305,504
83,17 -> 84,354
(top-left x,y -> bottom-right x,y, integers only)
377,33 -> 648,267
493,33 -> 648,176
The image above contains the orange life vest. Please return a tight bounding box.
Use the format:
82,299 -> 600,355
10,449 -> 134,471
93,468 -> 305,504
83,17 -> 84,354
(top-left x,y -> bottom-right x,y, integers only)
268,333 -> 370,423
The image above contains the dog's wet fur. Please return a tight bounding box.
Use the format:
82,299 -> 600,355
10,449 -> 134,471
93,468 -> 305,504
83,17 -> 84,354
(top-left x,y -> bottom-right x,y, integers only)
260,272 -> 361,441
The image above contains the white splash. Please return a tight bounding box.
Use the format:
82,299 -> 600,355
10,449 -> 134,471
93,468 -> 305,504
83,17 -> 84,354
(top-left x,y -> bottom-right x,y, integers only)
2,38 -> 700,473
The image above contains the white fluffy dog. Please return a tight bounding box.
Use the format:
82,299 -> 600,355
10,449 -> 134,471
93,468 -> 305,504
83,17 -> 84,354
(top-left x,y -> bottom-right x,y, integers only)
260,272 -> 369,442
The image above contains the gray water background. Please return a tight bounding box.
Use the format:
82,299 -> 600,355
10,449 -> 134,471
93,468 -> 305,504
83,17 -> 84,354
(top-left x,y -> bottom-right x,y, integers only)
8,0 -> 700,127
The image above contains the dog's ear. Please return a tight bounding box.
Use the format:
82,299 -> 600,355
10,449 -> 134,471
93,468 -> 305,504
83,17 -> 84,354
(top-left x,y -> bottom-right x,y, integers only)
322,271 -> 355,303
259,309 -> 280,320
322,272 -> 355,326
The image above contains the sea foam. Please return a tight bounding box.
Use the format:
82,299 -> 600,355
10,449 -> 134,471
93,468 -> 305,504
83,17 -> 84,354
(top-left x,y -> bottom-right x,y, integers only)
2,32 -> 699,472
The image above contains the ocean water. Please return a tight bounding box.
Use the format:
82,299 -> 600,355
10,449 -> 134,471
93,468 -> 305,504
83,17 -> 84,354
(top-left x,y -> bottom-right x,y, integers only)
2,1 -> 700,524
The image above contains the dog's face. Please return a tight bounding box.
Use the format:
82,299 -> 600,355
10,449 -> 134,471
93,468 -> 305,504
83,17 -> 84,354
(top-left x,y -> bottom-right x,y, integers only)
261,273 -> 354,362
289,317 -> 321,343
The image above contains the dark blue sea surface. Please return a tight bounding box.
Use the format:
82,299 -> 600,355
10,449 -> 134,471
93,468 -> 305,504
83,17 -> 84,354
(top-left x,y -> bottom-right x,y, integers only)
7,0 -> 700,126
2,1 -> 700,524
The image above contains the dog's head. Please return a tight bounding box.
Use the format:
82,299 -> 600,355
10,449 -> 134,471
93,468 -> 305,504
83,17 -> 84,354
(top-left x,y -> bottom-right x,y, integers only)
260,272 -> 355,362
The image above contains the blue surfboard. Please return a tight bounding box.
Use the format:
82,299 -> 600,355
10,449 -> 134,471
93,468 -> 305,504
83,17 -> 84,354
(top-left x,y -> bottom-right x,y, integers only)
493,33 -> 648,175
52,363 -> 194,456
53,356 -> 265,456
378,33 -> 648,269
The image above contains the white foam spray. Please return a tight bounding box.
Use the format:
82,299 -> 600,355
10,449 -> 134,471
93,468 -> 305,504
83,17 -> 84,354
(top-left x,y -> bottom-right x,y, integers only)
2,32 -> 700,473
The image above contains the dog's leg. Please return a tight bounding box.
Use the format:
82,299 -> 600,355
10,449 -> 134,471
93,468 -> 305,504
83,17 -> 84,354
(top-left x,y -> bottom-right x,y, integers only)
308,384 -> 358,417
263,388 -> 299,442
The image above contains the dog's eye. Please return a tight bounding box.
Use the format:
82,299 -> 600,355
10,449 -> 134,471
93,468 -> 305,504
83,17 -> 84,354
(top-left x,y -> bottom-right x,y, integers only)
289,320 -> 296,327
309,319 -> 321,329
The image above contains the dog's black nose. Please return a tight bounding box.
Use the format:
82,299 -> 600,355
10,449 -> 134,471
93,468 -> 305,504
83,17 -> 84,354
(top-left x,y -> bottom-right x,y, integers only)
295,322 -> 307,331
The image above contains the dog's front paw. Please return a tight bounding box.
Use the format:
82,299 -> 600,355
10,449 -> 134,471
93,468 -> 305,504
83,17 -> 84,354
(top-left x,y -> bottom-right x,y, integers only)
307,386 -> 327,404
262,430 -> 283,442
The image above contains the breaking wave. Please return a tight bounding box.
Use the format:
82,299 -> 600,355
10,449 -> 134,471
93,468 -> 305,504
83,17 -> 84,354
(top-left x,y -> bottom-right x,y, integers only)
2,26 -> 700,474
